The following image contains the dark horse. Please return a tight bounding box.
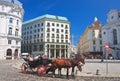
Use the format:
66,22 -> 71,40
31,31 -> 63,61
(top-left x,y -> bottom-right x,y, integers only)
46,54 -> 85,78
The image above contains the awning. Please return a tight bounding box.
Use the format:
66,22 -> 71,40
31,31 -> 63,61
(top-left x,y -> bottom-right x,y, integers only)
109,47 -> 120,50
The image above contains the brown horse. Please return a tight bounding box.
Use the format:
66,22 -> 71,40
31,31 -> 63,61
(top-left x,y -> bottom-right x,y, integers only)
46,54 -> 85,78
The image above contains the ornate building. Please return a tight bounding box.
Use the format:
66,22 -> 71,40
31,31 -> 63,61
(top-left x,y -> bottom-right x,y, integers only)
78,17 -> 103,58
0,0 -> 24,59
22,14 -> 70,59
102,9 -> 120,59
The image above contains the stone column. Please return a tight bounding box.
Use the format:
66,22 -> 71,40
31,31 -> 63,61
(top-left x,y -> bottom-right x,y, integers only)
60,48 -> 61,58
65,49 -> 66,59
54,45 -> 56,58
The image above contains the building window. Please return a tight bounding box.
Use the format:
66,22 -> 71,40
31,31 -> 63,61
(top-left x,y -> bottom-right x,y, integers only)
93,40 -> 96,44
65,30 -> 68,34
34,45 -> 37,51
34,40 -> 36,43
57,40 -> 59,43
41,28 -> 43,31
61,29 -> 64,32
47,28 -> 50,32
39,45 -> 43,51
16,41 -> 18,45
61,34 -> 64,38
100,47 -> 102,51
65,35 -> 68,39
52,39 -> 54,42
61,40 -> 64,43
15,29 -> 18,36
66,40 -> 68,43
57,24 -> 59,27
38,24 -> 40,27
41,23 -> 44,26
37,39 -> 39,43
100,40 -> 102,44
93,47 -> 96,52
47,34 -> 50,37
34,30 -> 36,33
47,23 -> 50,27
56,29 -> 59,33
8,27 -> 12,35
41,34 -> 43,38
47,39 -> 50,42
34,25 -> 37,28
37,34 -> 39,38
52,28 -> 55,32
111,16 -> 114,19
52,23 -> 55,26
52,34 -> 54,38
57,34 -> 59,38
65,25 -> 68,29
99,34 -> 102,38
41,39 -> 43,42
113,29 -> 118,45
9,18 -> 13,23
16,20 -> 19,25
61,24 -> 63,27
8,40 -> 11,44
2,5 -> 4,11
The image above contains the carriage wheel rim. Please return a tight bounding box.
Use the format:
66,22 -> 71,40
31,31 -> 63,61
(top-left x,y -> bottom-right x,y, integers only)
21,63 -> 28,74
37,66 -> 46,77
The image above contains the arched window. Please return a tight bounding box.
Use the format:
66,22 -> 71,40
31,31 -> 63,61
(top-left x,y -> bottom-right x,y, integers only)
15,29 -> 19,36
8,27 -> 12,35
113,29 -> 117,45
9,18 -> 13,23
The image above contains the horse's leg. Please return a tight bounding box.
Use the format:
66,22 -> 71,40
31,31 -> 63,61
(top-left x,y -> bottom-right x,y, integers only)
66,68 -> 69,79
71,66 -> 75,77
58,68 -> 61,77
52,68 -> 56,78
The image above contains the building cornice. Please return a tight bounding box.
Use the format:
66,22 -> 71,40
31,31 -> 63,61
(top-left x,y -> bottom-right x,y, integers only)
102,20 -> 120,29
0,12 -> 22,20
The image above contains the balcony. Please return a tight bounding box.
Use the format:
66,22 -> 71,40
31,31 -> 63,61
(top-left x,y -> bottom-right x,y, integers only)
7,34 -> 21,39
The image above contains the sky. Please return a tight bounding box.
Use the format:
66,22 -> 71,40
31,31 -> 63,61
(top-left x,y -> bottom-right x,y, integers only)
19,0 -> 120,45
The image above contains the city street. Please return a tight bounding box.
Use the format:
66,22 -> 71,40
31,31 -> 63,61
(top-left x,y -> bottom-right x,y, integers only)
0,59 -> 120,81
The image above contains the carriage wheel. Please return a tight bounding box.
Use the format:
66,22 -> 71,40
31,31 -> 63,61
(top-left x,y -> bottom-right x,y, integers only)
37,65 -> 46,77
21,63 -> 28,74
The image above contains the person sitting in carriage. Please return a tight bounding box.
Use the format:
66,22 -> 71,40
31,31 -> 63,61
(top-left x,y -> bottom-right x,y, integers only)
28,54 -> 33,61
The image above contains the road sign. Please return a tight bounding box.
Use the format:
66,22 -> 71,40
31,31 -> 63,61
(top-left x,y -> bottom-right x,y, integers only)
105,42 -> 109,51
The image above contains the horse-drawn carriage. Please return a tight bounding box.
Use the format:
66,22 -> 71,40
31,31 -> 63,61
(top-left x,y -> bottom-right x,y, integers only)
21,55 -> 52,76
21,54 -> 85,78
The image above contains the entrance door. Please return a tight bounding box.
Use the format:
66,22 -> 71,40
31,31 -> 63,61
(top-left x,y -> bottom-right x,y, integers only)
14,49 -> 18,59
6,49 -> 12,59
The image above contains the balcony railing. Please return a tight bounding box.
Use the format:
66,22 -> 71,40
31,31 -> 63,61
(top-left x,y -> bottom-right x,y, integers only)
7,34 -> 21,39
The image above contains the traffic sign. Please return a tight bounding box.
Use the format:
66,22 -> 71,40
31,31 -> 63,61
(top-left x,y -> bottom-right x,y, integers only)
105,42 -> 109,51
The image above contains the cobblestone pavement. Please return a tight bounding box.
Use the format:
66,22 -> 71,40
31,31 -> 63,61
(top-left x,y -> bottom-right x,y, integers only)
0,60 -> 120,81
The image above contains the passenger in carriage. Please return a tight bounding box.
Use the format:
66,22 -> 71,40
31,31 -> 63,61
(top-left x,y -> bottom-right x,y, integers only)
28,54 -> 33,61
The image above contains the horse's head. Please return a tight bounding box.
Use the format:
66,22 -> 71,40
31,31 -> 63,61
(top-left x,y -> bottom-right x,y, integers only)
76,55 -> 85,71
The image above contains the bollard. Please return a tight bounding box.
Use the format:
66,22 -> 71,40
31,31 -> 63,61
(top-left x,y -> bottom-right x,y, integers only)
96,69 -> 100,75
75,69 -> 78,75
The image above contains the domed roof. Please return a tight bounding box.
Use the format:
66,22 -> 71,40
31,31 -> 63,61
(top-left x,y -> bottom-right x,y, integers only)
0,0 -> 22,5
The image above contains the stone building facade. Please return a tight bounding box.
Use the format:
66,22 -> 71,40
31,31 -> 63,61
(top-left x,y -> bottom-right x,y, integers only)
22,14 -> 70,58
0,0 -> 24,59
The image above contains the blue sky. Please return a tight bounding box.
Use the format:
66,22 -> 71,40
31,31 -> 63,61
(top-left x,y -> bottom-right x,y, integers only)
19,0 -> 120,45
